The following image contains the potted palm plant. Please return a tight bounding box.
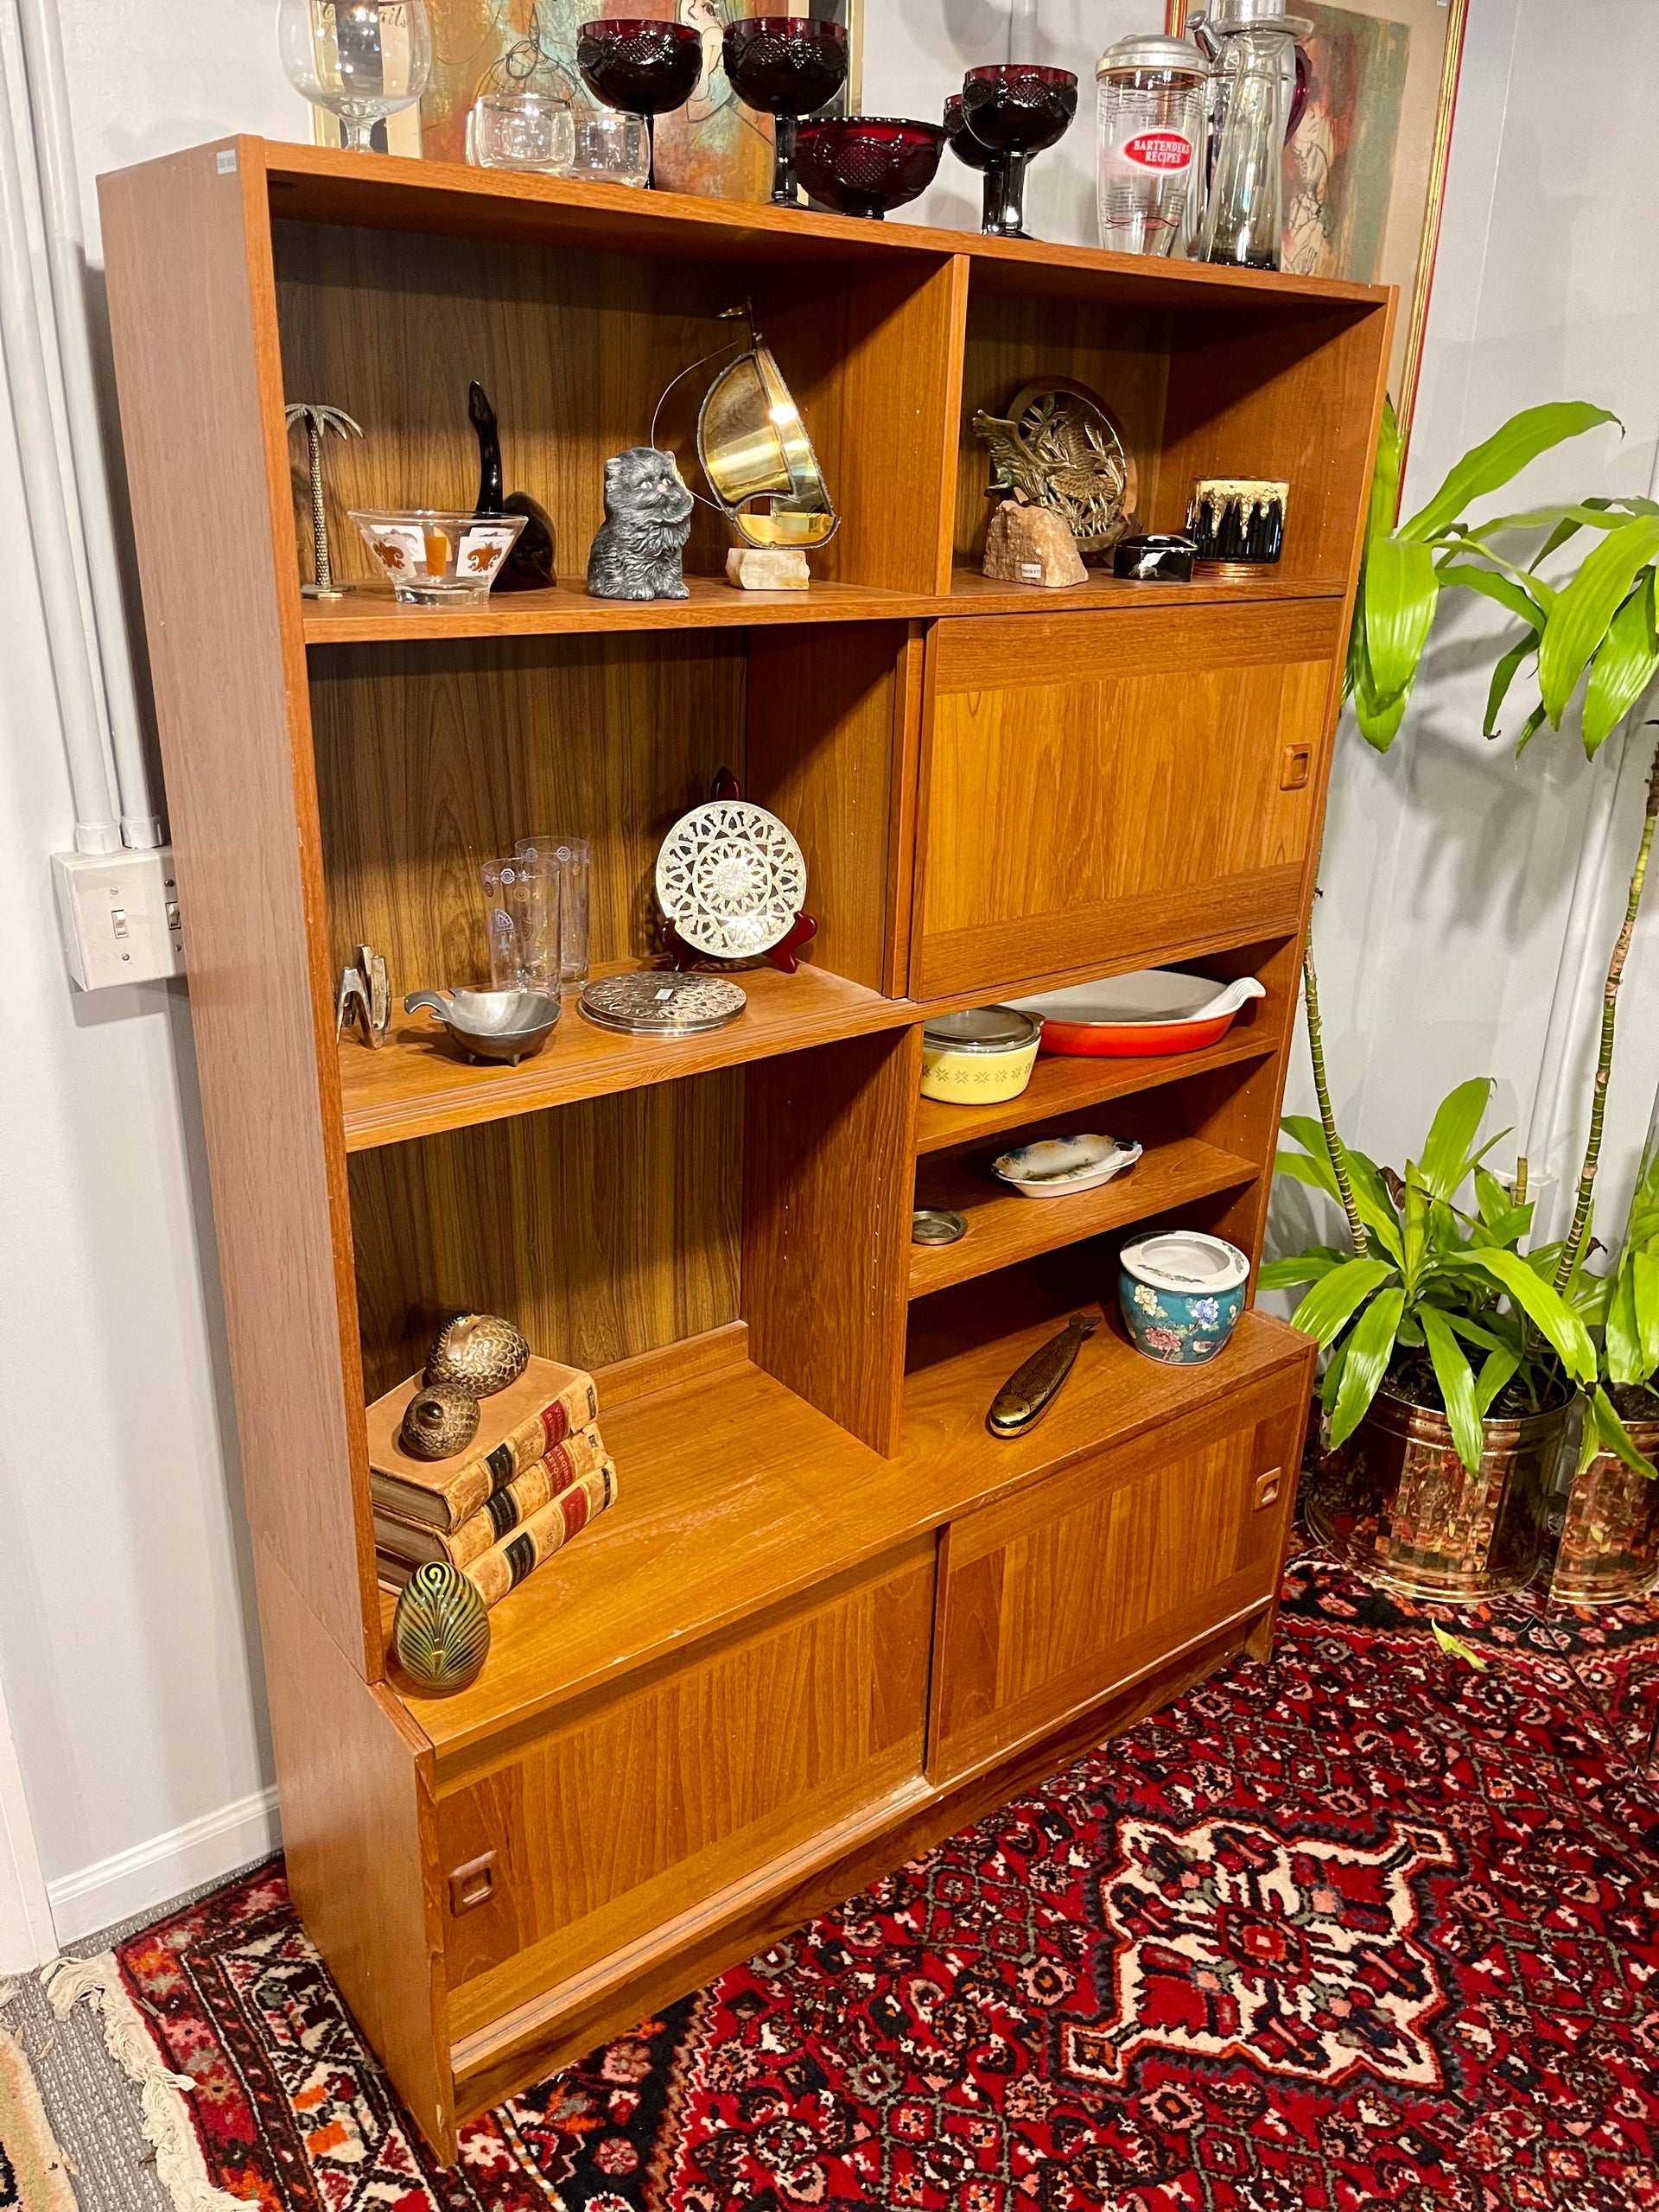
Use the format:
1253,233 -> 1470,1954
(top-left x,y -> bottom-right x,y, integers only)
1274,393 -> 1659,1599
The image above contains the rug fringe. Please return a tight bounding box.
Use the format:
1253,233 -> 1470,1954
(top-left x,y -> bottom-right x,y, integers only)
41,1953 -> 253,2210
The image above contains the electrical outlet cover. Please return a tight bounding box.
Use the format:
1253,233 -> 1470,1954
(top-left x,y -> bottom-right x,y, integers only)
52,846 -> 184,989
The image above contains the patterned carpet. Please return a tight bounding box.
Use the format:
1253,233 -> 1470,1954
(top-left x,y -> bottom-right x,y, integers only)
0,2018 -> 75,2212
81,1554 -> 1659,2212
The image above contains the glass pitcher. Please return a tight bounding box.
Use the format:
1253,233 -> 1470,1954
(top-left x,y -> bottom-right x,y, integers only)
1198,1 -> 1311,270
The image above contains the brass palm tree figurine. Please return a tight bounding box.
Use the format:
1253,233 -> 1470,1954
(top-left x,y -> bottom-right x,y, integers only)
284,402 -> 364,598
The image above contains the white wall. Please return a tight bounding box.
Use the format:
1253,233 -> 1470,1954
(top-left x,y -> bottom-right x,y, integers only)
0,0 -> 1653,1939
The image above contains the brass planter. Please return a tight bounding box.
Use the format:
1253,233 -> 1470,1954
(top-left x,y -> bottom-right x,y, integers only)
1306,1386 -> 1570,1603
1549,1413 -> 1659,1606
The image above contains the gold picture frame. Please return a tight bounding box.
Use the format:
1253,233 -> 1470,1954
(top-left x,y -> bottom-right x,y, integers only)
1168,0 -> 1467,448
315,0 -> 863,205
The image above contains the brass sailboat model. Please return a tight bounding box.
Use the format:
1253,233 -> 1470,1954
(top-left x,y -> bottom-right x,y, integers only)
696,315 -> 839,555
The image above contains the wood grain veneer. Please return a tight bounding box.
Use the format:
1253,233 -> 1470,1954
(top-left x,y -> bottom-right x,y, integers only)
348,1073 -> 741,1402
98,143 -> 381,1675
309,631 -> 745,990
912,601 -> 1340,1001
909,1128 -> 1258,1300
438,1541 -> 932,2031
927,1374 -> 1304,1783
337,963 -> 916,1153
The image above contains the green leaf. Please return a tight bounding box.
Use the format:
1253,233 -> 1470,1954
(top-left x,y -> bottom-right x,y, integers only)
1582,573 -> 1659,753
1259,1251 -> 1344,1291
1319,1334 -> 1351,1415
1419,1078 -> 1496,1202
1474,1346 -> 1521,1416
1420,1306 -> 1484,1471
1454,1248 -> 1597,1382
1328,1287 -> 1406,1448
1484,641 -> 1535,741
1515,701 -> 1548,754
1432,1622 -> 1490,1671
1290,1257 -> 1395,1349
1605,1260 -> 1643,1383
1436,560 -> 1553,629
1274,1149 -> 1342,1203
1369,396 -> 1402,540
1344,1151 -> 1407,1264
1630,1141 -> 1659,1248
1353,676 -> 1414,752
1401,402 -> 1620,543
1538,516 -> 1659,725
1588,1386 -> 1657,1479
1472,499 -> 1640,538
1363,537 -> 1442,703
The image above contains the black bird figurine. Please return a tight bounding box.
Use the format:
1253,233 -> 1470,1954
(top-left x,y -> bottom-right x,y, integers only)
468,380 -> 556,591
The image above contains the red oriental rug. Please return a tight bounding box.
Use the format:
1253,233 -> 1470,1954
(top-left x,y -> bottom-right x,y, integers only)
78,1557 -> 1659,2211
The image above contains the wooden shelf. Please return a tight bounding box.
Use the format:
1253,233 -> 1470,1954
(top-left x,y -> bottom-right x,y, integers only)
301,574 -> 918,645
338,963 -> 916,1152
914,1033 -> 1275,1155
908,1131 -> 1257,1299
264,138 -> 1388,317
301,568 -> 1347,648
385,1305 -> 1310,1763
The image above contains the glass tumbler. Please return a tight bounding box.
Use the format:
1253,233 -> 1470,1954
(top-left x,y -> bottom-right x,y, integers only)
469,92 -> 576,173
515,836 -> 591,989
480,853 -> 561,993
565,110 -> 652,188
1096,37 -> 1208,257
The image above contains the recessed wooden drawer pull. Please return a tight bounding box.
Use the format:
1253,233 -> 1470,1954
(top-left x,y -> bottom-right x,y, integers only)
1280,744 -> 1313,791
448,1851 -> 497,1915
1252,1467 -> 1284,1511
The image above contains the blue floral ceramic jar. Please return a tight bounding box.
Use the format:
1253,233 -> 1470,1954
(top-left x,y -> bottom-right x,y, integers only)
1119,1230 -> 1249,1363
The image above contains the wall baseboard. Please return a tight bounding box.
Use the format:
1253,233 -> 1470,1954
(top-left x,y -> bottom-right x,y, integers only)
46,1786 -> 282,1945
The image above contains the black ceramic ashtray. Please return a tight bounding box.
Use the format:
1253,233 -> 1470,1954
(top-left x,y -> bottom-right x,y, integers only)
1113,533 -> 1197,582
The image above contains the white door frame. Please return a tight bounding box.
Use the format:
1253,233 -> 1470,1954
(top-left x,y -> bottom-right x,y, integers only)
0,1669 -> 54,1973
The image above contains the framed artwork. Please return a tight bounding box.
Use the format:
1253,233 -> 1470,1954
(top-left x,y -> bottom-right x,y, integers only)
1168,0 -> 1466,442
407,0 -> 862,200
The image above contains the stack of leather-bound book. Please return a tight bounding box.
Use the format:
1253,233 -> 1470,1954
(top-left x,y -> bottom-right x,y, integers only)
367,1354 -> 615,1606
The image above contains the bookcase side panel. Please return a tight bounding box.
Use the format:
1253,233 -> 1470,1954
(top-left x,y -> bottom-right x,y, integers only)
753,252 -> 969,595
99,142 -> 379,1675
743,1026 -> 920,1456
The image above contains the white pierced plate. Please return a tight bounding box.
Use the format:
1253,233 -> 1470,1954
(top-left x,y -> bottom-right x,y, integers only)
656,800 -> 807,961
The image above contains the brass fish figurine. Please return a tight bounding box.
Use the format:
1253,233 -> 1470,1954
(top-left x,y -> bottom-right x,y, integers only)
988,1313 -> 1099,1439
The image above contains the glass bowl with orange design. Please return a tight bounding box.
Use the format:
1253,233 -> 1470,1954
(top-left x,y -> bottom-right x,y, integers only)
350,509 -> 527,605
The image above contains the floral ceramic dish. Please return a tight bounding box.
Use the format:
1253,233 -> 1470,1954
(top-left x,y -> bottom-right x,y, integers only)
992,1133 -> 1142,1198
1119,1230 -> 1249,1363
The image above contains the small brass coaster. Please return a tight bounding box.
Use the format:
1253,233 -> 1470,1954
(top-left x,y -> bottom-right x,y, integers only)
912,1208 -> 969,1247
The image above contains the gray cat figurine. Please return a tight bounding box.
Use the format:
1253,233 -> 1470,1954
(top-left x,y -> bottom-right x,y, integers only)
587,447 -> 694,601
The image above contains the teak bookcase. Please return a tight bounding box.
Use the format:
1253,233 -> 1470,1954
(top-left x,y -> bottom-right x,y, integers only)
99,139 -> 1392,2158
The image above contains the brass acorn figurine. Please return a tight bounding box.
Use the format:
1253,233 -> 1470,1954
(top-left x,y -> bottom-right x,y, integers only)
398,1383 -> 480,1462
393,1562 -> 491,1694
424,1313 -> 530,1398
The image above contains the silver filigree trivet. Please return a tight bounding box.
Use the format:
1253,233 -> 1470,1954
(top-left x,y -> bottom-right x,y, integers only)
655,799 -> 807,960
578,970 -> 748,1036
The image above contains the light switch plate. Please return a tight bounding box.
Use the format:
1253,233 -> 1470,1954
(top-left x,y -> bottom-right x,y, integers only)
52,846 -> 185,989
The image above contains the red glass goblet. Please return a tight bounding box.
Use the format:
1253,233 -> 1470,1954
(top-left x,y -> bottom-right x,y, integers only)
723,16 -> 849,208
960,62 -> 1077,238
794,116 -> 944,220
944,92 -> 1007,234
576,17 -> 703,190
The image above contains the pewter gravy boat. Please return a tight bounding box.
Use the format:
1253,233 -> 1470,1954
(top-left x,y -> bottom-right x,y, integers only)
404,988 -> 561,1065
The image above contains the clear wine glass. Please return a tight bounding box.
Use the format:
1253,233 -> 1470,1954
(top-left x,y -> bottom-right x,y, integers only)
278,0 -> 433,155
